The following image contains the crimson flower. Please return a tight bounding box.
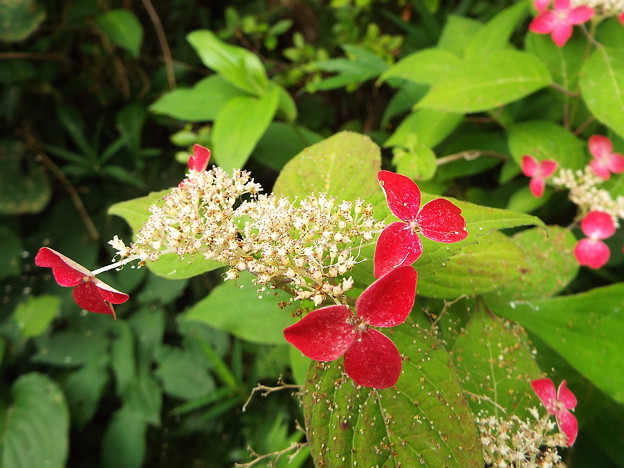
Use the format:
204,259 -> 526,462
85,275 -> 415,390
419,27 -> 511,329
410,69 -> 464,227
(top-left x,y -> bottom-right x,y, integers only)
521,155 -> 558,198
35,247 -> 129,319
373,171 -> 467,279
620,13 -> 624,25
531,378 -> 578,446
529,0 -> 595,47
574,211 -> 615,269
283,266 -> 417,389
188,144 -> 211,171
588,135 -> 624,180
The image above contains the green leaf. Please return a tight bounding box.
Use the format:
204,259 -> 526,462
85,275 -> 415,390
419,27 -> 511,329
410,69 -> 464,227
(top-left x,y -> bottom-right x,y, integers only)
149,76 -> 245,122
392,143 -> 437,181
102,406 -> 147,468
0,0 -> 46,42
184,272 -> 295,344
111,321 -> 137,395
385,108 -> 463,148
109,189 -> 169,233
252,122 -> 324,171
310,45 -> 387,91
136,274 -> 187,304
123,374 -> 162,425
452,303 -> 541,419
580,46 -> 624,138
438,15 -> 483,56
96,9 -> 143,58
525,33 -> 585,91
212,85 -> 279,171
507,120 -> 586,170
417,50 -> 551,113
464,1 -> 529,58
273,131 -> 381,201
0,225 -> 21,281
302,321 -> 483,466
63,356 -> 109,429
33,331 -> 109,367
0,373 -> 69,468
485,225 -> 579,302
380,48 -> 462,85
506,185 -> 551,213
493,283 -> 624,404
14,295 -> 60,338
187,29 -> 269,96
154,346 -> 215,400
417,230 -> 528,298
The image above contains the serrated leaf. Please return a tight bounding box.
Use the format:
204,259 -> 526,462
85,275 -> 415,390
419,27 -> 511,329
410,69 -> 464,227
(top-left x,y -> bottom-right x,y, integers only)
184,272 -> 295,345
212,86 -> 279,171
580,46 -> 624,138
507,120 -> 586,170
14,295 -> 60,338
302,321 -> 483,466
96,9 -> 143,58
0,373 -> 69,468
452,304 -> 541,419
273,131 -> 381,201
149,76 -> 245,122
493,283 -> 624,404
418,50 -> 551,113
187,29 -> 269,96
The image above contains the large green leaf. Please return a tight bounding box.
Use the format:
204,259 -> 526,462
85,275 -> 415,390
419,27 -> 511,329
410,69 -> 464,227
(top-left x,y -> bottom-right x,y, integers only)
493,283 -> 624,404
0,373 -> 69,468
380,48 -> 461,85
212,85 -> 279,172
302,321 -> 483,466
525,33 -> 585,91
184,272 -> 296,345
0,0 -> 46,42
507,120 -> 586,170
96,9 -> 143,58
417,50 -> 551,113
580,46 -> 624,138
102,406 -> 147,468
13,295 -> 60,338
187,30 -> 269,96
273,131 -> 381,201
452,304 -> 541,419
384,108 -> 463,148
149,76 -> 245,122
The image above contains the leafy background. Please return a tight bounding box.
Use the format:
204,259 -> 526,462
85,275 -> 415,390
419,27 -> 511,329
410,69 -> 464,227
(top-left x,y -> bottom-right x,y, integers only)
1,0 -> 624,467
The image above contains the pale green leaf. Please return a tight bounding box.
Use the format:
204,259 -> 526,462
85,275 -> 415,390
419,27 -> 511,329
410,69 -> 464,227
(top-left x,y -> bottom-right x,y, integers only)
384,108 -> 463,148
14,295 -> 60,338
96,9 -> 143,58
380,48 -> 462,85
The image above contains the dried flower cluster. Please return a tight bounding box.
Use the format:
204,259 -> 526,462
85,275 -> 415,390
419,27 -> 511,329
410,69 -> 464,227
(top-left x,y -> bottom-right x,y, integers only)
476,408 -> 567,467
571,0 -> 624,15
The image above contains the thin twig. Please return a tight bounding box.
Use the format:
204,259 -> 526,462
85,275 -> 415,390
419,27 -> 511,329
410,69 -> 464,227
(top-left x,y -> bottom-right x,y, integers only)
242,377 -> 302,412
141,0 -> 176,89
0,52 -> 70,64
436,150 -> 507,166
464,390 -> 507,414
430,294 -> 469,331
235,441 -> 308,467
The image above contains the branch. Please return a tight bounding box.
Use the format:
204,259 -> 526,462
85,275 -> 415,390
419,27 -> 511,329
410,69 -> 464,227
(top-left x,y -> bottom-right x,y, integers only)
242,377 -> 302,413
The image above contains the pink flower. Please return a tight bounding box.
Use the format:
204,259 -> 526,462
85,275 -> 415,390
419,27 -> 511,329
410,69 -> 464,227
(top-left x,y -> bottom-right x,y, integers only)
574,211 -> 616,269
35,247 -> 129,319
529,0 -> 595,47
373,171 -> 467,279
588,135 -> 624,180
531,378 -> 578,446
534,0 -> 551,12
521,155 -> 558,198
619,12 -> 624,25
283,266 -> 417,389
188,144 -> 211,171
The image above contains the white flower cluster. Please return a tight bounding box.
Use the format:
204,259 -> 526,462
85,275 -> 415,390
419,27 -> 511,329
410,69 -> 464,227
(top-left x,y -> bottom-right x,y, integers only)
111,168 -> 383,305
553,167 -> 624,226
476,408 -> 567,467
571,0 -> 624,15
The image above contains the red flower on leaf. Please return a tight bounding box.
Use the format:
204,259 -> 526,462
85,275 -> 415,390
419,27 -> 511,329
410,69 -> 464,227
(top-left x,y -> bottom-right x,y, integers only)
521,155 -> 558,198
588,135 -> 624,180
373,171 -> 467,279
283,266 -> 417,389
531,378 -> 578,446
574,211 -> 615,269
35,247 -> 129,319
529,0 -> 594,47
188,144 -> 211,172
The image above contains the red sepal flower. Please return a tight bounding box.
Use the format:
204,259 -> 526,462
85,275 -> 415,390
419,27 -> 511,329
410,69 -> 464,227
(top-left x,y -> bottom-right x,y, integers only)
529,0 -> 594,47
35,247 -> 129,318
521,155 -> 558,198
374,171 -> 467,278
531,378 -> 578,446
534,0 -> 551,11
588,135 -> 624,180
188,144 -> 211,172
283,266 -> 417,389
574,211 -> 615,269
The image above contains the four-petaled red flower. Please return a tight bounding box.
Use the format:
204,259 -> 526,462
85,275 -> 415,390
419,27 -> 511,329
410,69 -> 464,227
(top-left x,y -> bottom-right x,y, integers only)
588,135 -> 624,180
573,211 -> 615,269
534,0 -> 551,12
35,247 -> 129,319
188,144 -> 211,172
529,0 -> 595,47
521,155 -> 558,198
373,170 -> 467,279
283,266 -> 417,389
531,378 -> 578,446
